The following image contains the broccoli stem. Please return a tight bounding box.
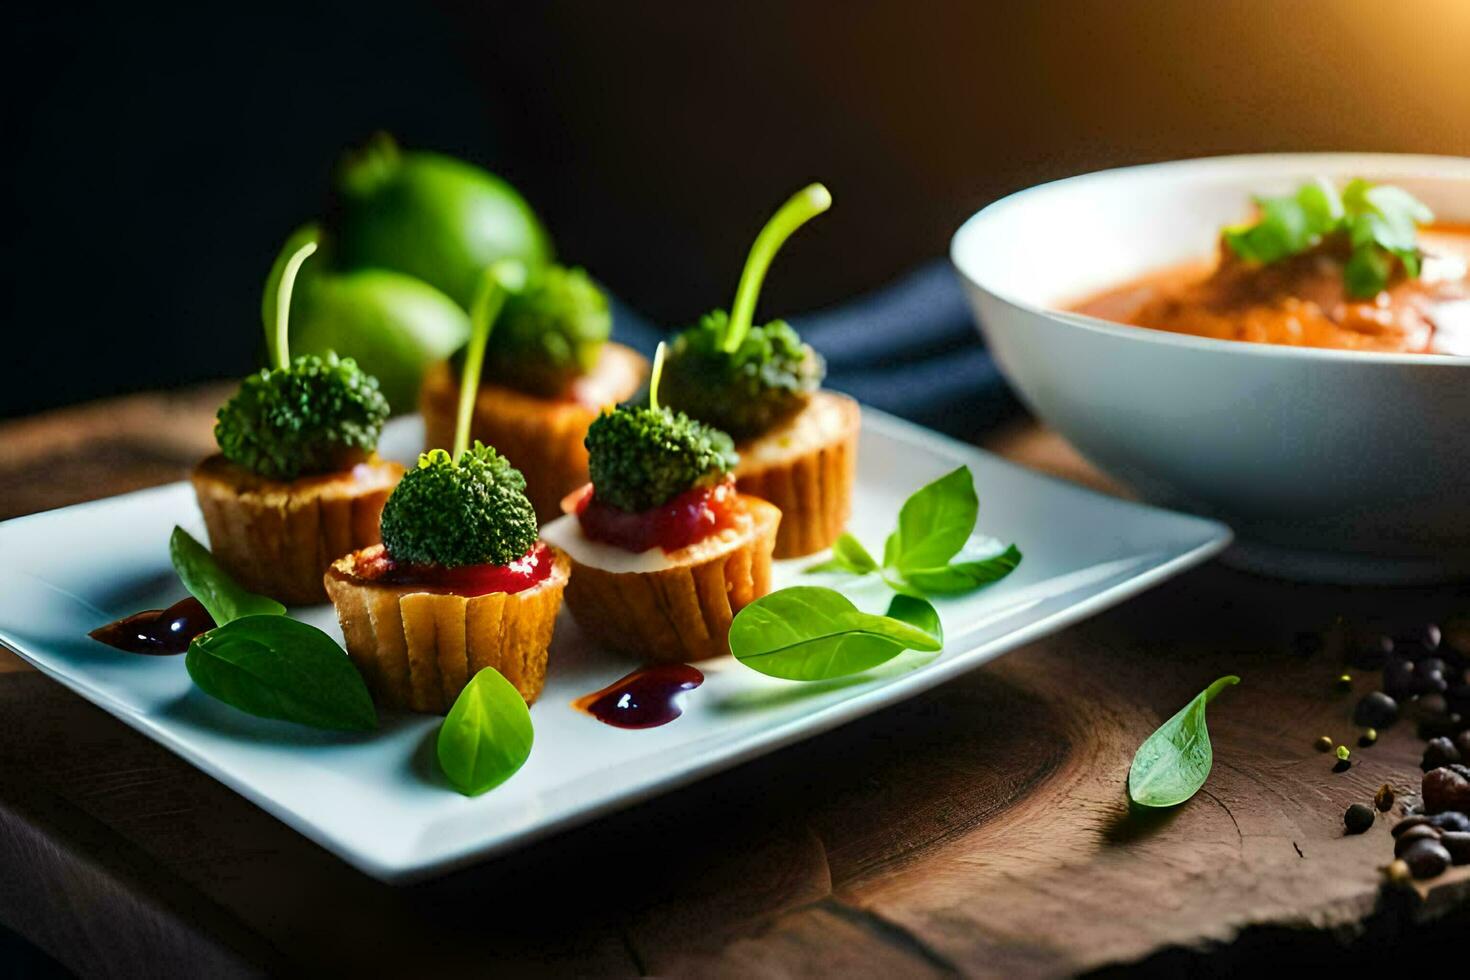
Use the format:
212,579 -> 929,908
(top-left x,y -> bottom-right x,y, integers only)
648,341 -> 668,412
454,260 -> 529,459
723,183 -> 832,354
261,226 -> 321,371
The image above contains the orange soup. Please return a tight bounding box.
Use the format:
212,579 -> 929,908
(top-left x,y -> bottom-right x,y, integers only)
1073,225 -> 1470,355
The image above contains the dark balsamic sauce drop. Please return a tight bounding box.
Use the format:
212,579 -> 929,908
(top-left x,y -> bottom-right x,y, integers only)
573,663 -> 704,729
88,596 -> 214,654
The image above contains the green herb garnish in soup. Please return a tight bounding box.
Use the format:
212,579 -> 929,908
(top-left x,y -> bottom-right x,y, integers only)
1223,178 -> 1433,298
1071,177 -> 1467,355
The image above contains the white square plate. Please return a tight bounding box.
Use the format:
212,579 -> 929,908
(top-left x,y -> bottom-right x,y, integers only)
0,410 -> 1229,883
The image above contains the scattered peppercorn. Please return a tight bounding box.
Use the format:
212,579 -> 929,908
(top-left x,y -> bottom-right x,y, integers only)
1383,859 -> 1412,886
1422,764 -> 1470,814
1359,728 -> 1379,747
1441,831 -> 1470,865
1315,735 -> 1334,753
1394,824 -> 1441,856
1375,784 -> 1395,812
1353,691 -> 1399,729
1401,838 -> 1452,879
1422,737 -> 1462,772
1336,745 -> 1351,761
1336,673 -> 1353,691
1344,803 -> 1375,834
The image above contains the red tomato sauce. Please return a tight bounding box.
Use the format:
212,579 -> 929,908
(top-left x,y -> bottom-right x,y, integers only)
568,478 -> 739,554
357,542 -> 554,596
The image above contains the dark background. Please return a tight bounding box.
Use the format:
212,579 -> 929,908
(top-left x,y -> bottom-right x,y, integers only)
4,0 -> 1468,418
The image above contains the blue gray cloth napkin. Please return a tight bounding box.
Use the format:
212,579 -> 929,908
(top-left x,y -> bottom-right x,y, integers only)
610,259 -> 1018,442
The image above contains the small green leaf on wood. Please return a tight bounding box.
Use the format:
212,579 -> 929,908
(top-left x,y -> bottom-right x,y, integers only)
1127,675 -> 1239,808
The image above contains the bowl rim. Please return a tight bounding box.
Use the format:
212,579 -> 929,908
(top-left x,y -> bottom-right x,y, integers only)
950,152 -> 1470,368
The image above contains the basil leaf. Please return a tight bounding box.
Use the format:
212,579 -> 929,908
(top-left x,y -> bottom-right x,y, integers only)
890,467 -> 978,575
169,526 -> 285,626
1127,675 -> 1239,808
901,544 -> 1023,595
883,592 -> 942,640
805,532 -> 878,576
1224,178 -> 1342,263
437,667 -> 533,796
186,615 -> 377,731
731,586 -> 942,681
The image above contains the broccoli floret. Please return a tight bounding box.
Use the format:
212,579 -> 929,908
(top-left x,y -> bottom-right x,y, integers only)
658,310 -> 824,440
214,352 -> 390,480
585,405 -> 737,513
379,443 -> 539,567
461,265 -> 611,397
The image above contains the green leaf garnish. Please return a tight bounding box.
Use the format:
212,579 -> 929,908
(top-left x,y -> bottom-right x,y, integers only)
1127,675 -> 1239,808
900,544 -> 1023,595
437,667 -> 534,796
886,466 -> 978,575
1223,177 -> 1433,298
730,587 -> 942,681
805,532 -> 878,576
806,466 -> 1022,599
168,527 -> 285,626
185,615 -> 378,732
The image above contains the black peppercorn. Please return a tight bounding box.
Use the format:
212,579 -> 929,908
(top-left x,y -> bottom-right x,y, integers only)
1394,824 -> 1441,855
1344,803 -> 1375,834
1423,737 -> 1463,771
1401,838 -> 1452,879
1394,624 -> 1441,657
1441,831 -> 1470,865
1353,691 -> 1399,729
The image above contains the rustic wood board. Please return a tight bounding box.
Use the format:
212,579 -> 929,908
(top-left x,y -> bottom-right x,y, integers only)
1,388 -> 1466,976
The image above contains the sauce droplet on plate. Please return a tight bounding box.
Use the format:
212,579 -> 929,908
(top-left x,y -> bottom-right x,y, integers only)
88,596 -> 214,654
573,664 -> 704,729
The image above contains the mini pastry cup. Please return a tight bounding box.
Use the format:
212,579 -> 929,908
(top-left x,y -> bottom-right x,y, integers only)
420,343 -> 647,521
562,496 -> 781,663
323,544 -> 571,713
734,391 -> 861,558
191,454 -> 403,605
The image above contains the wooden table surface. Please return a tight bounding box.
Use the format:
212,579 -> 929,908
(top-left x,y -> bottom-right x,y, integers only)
1,386 -> 1467,977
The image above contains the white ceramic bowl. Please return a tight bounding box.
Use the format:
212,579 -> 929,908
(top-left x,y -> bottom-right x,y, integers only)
951,154 -> 1470,583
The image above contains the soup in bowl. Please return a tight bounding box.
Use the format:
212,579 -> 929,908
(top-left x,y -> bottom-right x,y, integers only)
950,154 -> 1470,583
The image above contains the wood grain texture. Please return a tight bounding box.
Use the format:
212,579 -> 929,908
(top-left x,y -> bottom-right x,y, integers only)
1,386 -> 1468,977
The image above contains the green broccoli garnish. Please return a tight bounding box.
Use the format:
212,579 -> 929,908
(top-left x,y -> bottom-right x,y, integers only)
484,265 -> 611,396
214,352 -> 389,480
586,405 -> 737,513
379,443 -> 539,567
658,310 -> 824,439
657,183 -> 830,440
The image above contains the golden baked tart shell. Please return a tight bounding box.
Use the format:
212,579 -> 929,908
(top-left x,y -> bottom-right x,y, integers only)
561,496 -> 780,663
323,544 -> 571,713
420,342 -> 647,522
734,391 -> 860,558
190,454 -> 403,605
